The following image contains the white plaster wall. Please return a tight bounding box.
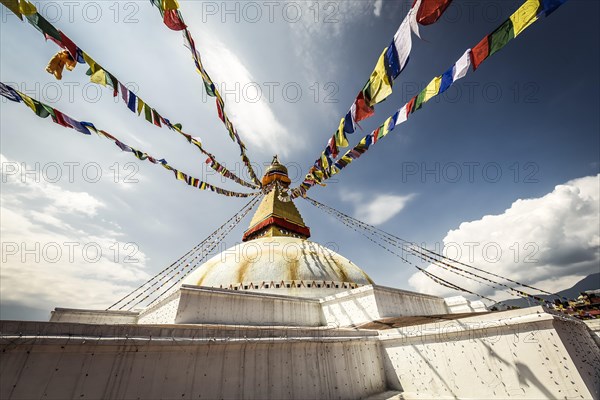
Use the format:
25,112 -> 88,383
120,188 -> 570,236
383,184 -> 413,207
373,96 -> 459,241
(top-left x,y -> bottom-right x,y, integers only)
321,285 -> 447,327
137,292 -> 181,325
173,285 -> 322,326
584,319 -> 600,346
444,296 -> 488,314
49,308 -> 138,324
379,307 -> 600,399
0,333 -> 386,400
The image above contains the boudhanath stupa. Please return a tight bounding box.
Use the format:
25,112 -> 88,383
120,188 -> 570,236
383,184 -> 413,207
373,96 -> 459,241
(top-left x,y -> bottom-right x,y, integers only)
1,160 -> 599,400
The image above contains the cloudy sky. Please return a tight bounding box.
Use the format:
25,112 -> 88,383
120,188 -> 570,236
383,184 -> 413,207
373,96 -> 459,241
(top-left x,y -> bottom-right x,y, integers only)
1,0 -> 598,320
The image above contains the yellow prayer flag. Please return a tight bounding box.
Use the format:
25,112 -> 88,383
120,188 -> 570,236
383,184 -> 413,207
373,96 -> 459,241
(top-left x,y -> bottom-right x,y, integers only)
18,91 -> 36,113
137,98 -> 145,115
381,116 -> 394,138
90,69 -> 107,86
367,47 -> 393,106
422,76 -> 442,103
82,52 -> 100,74
176,171 -> 186,181
320,152 -> 330,170
18,0 -> 36,15
1,0 -> 23,19
510,0 -> 540,37
161,0 -> 179,11
335,118 -> 349,147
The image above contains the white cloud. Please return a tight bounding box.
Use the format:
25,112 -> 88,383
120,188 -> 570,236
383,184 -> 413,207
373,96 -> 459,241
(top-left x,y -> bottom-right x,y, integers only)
408,175 -> 600,300
345,192 -> 415,225
374,0 -> 384,17
196,31 -> 299,156
0,154 -> 151,311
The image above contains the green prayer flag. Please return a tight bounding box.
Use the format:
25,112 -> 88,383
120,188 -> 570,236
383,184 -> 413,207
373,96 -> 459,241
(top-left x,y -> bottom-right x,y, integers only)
489,19 -> 515,57
33,100 -> 50,118
25,13 -> 61,41
414,89 -> 427,112
144,104 -> 152,123
203,80 -> 216,97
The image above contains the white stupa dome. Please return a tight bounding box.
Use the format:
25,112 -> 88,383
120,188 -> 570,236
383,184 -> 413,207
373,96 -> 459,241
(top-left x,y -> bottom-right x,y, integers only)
182,236 -> 373,298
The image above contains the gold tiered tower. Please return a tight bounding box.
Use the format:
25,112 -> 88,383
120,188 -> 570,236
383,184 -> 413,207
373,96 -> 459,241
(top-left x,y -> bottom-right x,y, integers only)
242,156 -> 311,241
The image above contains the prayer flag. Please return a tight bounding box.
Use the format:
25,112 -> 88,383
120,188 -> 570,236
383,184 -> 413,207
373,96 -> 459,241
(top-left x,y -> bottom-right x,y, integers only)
416,0 -> 453,25
18,0 -> 36,15
137,98 -> 145,115
364,48 -> 393,106
470,36 -> 490,70
353,92 -> 375,122
62,114 -> 91,135
511,0 -> 540,37
1,0 -> 22,19
161,0 -> 179,10
395,104 -> 409,126
164,9 -> 186,31
343,111 -> 355,134
335,118 -> 349,147
144,104 -> 152,123
385,41 -> 401,80
489,19 -> 514,56
0,82 -> 21,102
90,69 -> 107,86
393,16 -> 412,73
127,91 -> 137,112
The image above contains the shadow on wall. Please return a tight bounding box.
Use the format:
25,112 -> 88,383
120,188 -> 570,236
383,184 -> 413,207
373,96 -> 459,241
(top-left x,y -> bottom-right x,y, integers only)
379,317 -> 567,399
514,362 -> 556,399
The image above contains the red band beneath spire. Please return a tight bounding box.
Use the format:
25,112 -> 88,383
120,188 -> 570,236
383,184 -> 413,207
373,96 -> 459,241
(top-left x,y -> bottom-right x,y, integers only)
243,216 -> 311,241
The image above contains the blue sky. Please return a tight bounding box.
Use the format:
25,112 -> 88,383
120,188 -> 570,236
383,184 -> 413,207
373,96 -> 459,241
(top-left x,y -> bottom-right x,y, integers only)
1,0 -> 598,320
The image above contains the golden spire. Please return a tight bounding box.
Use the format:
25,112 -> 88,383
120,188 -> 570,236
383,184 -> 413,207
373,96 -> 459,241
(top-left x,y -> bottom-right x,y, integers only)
243,156 -> 310,242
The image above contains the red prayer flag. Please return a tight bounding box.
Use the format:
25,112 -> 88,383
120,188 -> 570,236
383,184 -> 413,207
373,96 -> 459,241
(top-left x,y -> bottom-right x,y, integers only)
216,98 -> 225,123
119,83 -> 128,102
372,127 -> 381,144
471,36 -> 490,70
406,96 -> 417,114
163,10 -> 187,31
152,109 -> 162,127
416,0 -> 453,25
52,109 -> 70,128
353,92 -> 375,122
59,32 -> 78,62
328,136 -> 339,159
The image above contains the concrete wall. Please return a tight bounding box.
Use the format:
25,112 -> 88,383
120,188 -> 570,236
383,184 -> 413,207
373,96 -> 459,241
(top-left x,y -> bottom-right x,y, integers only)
584,319 -> 600,346
0,321 -> 385,400
378,307 -> 600,399
50,308 -> 138,324
444,296 -> 487,314
137,292 -> 181,325
172,285 -> 322,326
321,285 -> 448,327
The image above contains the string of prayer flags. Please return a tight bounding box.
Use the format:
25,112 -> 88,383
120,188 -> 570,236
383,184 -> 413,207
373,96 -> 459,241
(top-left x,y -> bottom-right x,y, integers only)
148,0 -> 262,187
290,0 -> 568,198
303,0 -> 454,194
471,0 -> 556,70
0,83 -> 259,198
0,4 -> 260,190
